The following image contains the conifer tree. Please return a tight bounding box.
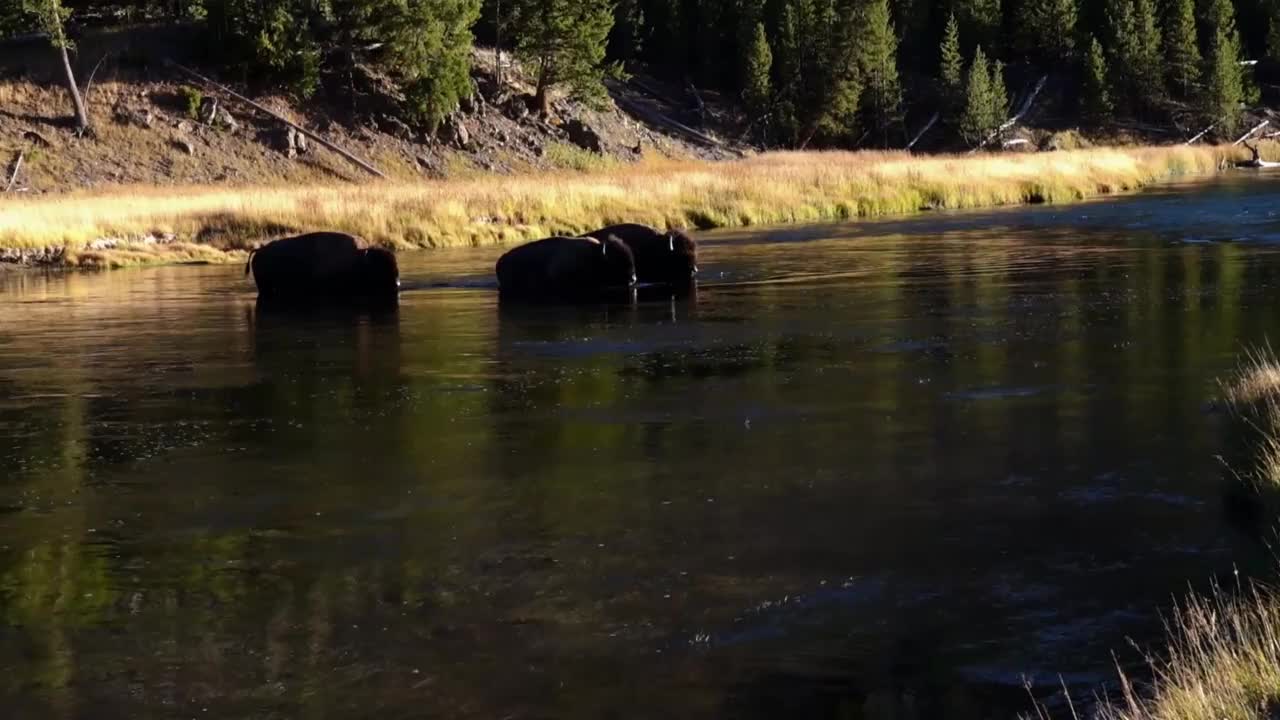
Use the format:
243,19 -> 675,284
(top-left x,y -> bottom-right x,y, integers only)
383,0 -> 482,131
939,12 -> 964,113
1082,35 -> 1113,123
1136,0 -> 1167,103
960,45 -> 993,146
989,58 -> 1008,123
1018,0 -> 1077,64
1162,0 -> 1201,100
1107,0 -> 1161,114
743,21 -> 773,117
1269,8 -> 1280,64
770,2 -> 801,143
1203,0 -> 1246,133
956,0 -> 1001,53
508,0 -> 616,113
856,0 -> 902,146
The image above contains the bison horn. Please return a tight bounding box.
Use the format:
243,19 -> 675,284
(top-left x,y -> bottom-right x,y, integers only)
668,235 -> 675,252
601,241 -> 608,256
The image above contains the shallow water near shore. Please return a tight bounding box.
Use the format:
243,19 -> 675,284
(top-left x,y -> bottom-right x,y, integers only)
3,173 -> 1280,719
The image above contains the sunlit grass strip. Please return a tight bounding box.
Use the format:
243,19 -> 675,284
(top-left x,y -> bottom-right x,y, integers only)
0,145 -> 1230,267
1222,344 -> 1280,412
1220,344 -> 1280,491
1075,584 -> 1280,720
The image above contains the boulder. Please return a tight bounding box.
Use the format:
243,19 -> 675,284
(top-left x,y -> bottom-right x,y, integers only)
216,108 -> 239,133
438,114 -> 470,148
172,138 -> 195,155
114,105 -> 153,129
199,96 -> 219,125
563,118 -> 603,154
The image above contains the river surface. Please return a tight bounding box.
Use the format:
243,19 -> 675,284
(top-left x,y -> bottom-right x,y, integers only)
3,174 -> 1280,719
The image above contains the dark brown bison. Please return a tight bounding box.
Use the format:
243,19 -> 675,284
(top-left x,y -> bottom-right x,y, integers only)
495,235 -> 636,301
582,223 -> 697,285
246,232 -> 400,301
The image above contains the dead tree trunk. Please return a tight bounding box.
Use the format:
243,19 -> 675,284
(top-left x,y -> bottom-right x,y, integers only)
58,44 -> 90,133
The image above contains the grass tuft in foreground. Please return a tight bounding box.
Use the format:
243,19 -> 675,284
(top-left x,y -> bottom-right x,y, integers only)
1221,344 -> 1280,491
0,145 -> 1236,267
1080,583 -> 1280,720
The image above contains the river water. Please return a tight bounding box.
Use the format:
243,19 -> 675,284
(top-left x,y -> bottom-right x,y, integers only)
3,174 -> 1280,719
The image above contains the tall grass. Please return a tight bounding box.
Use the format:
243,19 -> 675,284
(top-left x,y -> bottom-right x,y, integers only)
1068,584 -> 1280,720
1221,344 -> 1280,491
1024,348 -> 1280,720
0,145 -> 1230,267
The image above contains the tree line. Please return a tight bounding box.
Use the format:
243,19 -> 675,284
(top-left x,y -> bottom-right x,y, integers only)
4,0 -> 1279,144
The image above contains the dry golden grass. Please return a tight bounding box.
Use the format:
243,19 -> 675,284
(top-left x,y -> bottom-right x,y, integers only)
1067,584 -> 1280,720
1223,345 -> 1280,411
0,144 -> 1232,267
1220,345 -> 1280,491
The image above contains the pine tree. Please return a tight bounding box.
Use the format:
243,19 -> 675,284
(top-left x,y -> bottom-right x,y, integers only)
960,45 -> 993,146
509,0 -> 616,113
955,0 -> 1001,53
856,0 -> 902,147
939,12 -> 964,113
1162,0 -> 1201,100
1203,0 -> 1246,133
1269,7 -> 1280,64
1081,35 -> 1112,123
29,0 -> 90,132
1018,0 -> 1077,64
989,58 -> 1008,123
770,1 -> 802,143
743,21 -> 773,117
1131,0 -> 1162,106
1107,0 -> 1161,115
383,0 -> 482,131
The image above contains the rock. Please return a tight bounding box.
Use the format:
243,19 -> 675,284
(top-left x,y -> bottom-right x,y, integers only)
563,118 -> 603,154
199,96 -> 219,125
270,127 -> 310,158
216,108 -> 239,133
176,120 -> 194,133
22,129 -> 52,147
378,114 -> 415,141
172,138 -> 195,155
438,114 -> 470,148
113,105 -> 153,129
502,95 -> 530,121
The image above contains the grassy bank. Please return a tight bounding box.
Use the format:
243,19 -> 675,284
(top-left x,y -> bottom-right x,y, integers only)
1040,348 -> 1280,720
0,144 -> 1239,268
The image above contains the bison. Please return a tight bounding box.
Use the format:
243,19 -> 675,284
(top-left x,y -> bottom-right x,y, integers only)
495,235 -> 636,301
582,223 -> 697,285
246,231 -> 400,302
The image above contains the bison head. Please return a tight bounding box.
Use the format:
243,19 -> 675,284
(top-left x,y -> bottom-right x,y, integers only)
665,229 -> 698,280
362,247 -> 401,293
599,235 -> 637,288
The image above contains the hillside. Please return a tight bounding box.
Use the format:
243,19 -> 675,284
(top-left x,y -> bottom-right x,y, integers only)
0,39 -> 744,196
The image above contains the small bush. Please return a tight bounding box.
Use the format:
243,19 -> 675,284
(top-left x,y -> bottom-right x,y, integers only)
179,86 -> 204,120
543,142 -> 616,172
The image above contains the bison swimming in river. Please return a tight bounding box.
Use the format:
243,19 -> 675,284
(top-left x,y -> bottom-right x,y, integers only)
246,232 -> 400,302
495,235 -> 636,301
582,223 -> 697,285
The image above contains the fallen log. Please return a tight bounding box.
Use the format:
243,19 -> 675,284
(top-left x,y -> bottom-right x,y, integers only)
1185,121 -> 1218,145
611,86 -> 735,153
970,75 -> 1048,153
4,151 -> 23,193
1234,119 -> 1270,145
164,59 -> 386,179
906,112 -> 940,151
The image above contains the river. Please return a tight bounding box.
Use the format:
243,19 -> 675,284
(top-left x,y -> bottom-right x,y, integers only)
2,174 -> 1280,719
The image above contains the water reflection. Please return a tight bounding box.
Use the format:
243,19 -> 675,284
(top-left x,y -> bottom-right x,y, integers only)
2,176 -> 1280,719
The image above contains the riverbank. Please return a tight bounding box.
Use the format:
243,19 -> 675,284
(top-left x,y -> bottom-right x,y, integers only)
0,144 -> 1256,268
1049,350 -> 1280,720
